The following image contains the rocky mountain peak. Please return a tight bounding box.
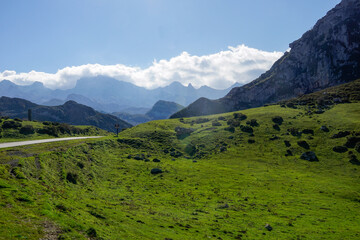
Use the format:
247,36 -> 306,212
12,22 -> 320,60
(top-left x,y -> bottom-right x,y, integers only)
171,0 -> 360,118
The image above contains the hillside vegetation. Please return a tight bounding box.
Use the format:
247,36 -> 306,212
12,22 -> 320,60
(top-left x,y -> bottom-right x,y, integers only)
0,97 -> 359,239
0,97 -> 132,132
0,117 -> 108,143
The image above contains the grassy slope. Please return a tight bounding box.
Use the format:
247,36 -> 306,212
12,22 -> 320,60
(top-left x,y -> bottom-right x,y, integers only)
0,103 -> 359,239
0,118 -> 108,143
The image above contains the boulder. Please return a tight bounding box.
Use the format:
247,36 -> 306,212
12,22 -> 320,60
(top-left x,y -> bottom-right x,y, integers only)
240,125 -> 253,133
220,146 -> 227,152
212,121 -> 222,126
175,127 -> 195,137
153,158 -> 161,162
134,155 -> 144,160
265,224 -> 273,231
349,155 -> 360,165
246,119 -> 259,127
284,140 -> 291,147
300,151 -> 319,162
331,131 -> 350,139
270,135 -> 279,141
151,168 -> 163,174
285,149 -> 293,156
302,129 -> 314,135
297,141 -> 310,149
320,126 -> 329,132
233,113 -> 247,120
273,124 -> 280,131
345,137 -> 360,148
332,146 -> 348,153
272,116 -> 283,125
355,143 -> 360,153
288,128 -> 302,137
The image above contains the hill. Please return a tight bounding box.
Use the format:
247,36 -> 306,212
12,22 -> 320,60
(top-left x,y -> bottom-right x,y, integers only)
112,100 -> 184,125
171,0 -> 360,118
0,97 -> 132,132
0,88 -> 359,239
0,117 -> 107,142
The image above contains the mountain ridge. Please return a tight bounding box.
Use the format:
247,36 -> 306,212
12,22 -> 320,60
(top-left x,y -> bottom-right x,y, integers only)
0,77 -> 241,113
112,100 -> 184,125
171,0 -> 360,118
0,96 -> 131,132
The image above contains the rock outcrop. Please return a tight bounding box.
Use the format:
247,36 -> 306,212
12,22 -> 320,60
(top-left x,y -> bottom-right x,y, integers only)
171,0 -> 360,118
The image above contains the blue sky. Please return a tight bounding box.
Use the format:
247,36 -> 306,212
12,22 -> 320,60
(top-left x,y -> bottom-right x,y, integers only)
0,0 -> 341,89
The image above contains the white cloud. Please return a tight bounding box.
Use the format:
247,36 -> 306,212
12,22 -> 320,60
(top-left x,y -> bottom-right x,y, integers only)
0,44 -> 283,90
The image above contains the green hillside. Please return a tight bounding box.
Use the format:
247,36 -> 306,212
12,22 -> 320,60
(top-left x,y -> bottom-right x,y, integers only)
0,117 -> 108,143
0,97 -> 359,239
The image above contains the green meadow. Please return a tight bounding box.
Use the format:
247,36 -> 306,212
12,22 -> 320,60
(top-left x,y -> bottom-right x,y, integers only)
0,103 -> 359,239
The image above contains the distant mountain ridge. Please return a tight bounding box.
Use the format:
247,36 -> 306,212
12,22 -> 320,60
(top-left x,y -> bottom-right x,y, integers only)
171,0 -> 360,118
0,78 -> 241,113
0,97 -> 132,132
112,100 -> 184,125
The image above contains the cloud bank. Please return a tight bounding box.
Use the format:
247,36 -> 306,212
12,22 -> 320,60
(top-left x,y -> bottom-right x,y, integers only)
0,45 -> 283,90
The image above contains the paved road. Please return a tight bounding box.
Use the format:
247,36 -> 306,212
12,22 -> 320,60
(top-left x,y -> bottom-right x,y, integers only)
0,136 -> 103,149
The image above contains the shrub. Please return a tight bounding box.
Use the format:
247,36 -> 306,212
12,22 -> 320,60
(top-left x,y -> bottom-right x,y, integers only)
356,142 -> 360,153
19,125 -> 35,135
212,121 -> 222,126
2,120 -> 21,129
273,124 -> 280,131
227,119 -> 240,127
37,126 -> 59,137
185,143 -> 197,156
194,118 -> 210,124
66,172 -> 78,184
246,119 -> 259,127
272,116 -> 284,125
233,113 -> 247,120
224,126 -> 235,133
240,125 -> 253,133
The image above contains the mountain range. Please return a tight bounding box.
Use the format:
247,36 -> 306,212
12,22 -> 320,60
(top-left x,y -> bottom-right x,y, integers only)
171,0 -> 360,118
0,77 -> 241,113
0,97 -> 131,132
112,100 -> 184,125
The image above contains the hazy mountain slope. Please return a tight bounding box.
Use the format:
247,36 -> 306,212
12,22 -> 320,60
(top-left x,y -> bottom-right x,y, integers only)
0,97 -> 131,132
171,0 -> 360,118
112,100 -> 184,125
0,76 -> 241,113
145,100 -> 184,119
0,80 -> 54,104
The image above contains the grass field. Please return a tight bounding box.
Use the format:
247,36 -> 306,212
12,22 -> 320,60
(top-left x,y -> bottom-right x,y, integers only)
0,103 -> 359,239
0,118 -> 108,143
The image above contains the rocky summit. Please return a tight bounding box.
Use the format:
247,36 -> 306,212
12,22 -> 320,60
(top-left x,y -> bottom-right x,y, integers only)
171,0 -> 360,118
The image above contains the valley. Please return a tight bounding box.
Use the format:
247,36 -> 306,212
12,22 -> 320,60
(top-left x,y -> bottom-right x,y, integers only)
0,0 -> 359,239
0,93 -> 359,239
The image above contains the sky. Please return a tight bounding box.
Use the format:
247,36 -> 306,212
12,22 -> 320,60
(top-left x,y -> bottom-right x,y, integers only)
0,0 -> 341,89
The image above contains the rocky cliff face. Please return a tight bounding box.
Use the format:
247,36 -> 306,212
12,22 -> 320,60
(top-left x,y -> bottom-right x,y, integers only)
171,0 -> 360,118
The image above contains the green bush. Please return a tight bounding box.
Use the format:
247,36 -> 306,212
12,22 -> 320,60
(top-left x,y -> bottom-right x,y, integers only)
2,120 -> 21,129
19,125 -> 35,135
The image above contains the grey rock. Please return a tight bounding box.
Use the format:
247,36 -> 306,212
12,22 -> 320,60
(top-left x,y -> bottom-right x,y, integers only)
265,224 -> 273,231
150,168 -> 163,174
300,151 -> 319,162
